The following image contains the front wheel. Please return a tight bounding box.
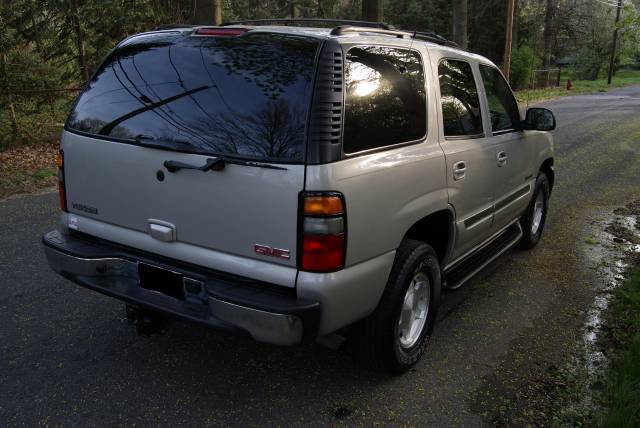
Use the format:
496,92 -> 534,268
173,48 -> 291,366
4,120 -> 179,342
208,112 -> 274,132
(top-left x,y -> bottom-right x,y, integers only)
517,172 -> 550,250
351,239 -> 441,373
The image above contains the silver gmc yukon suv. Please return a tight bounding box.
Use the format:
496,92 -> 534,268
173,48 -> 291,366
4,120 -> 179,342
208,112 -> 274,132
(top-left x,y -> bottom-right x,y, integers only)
43,20 -> 556,372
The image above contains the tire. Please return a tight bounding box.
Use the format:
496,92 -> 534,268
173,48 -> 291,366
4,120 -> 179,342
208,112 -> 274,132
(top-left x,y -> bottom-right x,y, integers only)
351,239 -> 441,373
517,172 -> 550,250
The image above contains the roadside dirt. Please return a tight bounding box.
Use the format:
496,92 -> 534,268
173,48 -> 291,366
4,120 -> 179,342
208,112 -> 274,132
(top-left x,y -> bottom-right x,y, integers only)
472,199 -> 640,426
0,142 -> 58,199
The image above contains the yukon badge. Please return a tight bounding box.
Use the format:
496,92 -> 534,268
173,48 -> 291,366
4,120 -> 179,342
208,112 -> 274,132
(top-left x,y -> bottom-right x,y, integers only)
254,244 -> 291,260
72,202 -> 98,215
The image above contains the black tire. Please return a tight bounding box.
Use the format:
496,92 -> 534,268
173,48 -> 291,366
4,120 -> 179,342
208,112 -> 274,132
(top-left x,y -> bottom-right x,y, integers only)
517,172 -> 550,250
351,239 -> 441,373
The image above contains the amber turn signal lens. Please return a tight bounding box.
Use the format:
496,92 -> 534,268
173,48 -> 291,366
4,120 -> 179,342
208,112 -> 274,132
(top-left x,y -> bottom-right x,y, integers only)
55,152 -> 64,168
303,196 -> 343,216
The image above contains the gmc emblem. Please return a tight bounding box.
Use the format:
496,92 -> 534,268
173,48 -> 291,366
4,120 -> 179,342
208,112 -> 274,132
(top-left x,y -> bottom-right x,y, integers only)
254,244 -> 291,260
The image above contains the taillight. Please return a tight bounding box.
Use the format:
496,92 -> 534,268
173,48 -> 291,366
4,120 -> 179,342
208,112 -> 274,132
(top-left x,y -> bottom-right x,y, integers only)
195,28 -> 247,36
300,192 -> 346,272
56,150 -> 67,212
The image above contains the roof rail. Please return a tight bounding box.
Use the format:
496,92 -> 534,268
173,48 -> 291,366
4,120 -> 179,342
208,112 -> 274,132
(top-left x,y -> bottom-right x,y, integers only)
413,31 -> 459,48
154,24 -> 198,31
329,25 -> 459,49
222,18 -> 395,30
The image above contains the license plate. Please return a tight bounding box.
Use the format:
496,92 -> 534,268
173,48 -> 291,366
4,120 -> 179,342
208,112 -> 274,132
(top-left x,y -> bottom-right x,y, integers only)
138,263 -> 184,300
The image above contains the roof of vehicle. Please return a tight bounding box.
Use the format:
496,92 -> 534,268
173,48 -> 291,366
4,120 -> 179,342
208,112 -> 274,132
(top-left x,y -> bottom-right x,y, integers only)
131,21 -> 492,65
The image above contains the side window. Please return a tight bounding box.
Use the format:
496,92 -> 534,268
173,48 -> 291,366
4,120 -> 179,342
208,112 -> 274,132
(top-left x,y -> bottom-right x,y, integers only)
479,65 -> 521,133
438,59 -> 483,138
343,46 -> 426,154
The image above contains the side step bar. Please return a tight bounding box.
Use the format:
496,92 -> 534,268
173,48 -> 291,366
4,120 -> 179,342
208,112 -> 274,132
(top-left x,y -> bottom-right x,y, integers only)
443,222 -> 523,290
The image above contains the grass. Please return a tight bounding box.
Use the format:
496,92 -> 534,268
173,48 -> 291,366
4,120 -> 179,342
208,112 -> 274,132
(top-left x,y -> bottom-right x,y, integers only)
515,69 -> 640,104
597,270 -> 640,427
31,167 -> 57,180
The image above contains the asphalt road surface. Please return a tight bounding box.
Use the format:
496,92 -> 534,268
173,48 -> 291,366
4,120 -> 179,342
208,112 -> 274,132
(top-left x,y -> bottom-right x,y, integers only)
2,86 -> 640,426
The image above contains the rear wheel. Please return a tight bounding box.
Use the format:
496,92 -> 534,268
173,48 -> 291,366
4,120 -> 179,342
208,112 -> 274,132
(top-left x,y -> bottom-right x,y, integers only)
517,172 -> 550,250
352,239 -> 441,373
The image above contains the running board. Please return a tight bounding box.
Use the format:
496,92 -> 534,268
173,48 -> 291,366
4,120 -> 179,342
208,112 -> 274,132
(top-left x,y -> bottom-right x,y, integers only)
443,222 -> 523,290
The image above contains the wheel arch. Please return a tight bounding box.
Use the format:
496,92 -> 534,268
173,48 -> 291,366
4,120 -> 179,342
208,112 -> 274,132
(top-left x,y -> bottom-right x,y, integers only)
540,157 -> 554,193
402,208 -> 455,266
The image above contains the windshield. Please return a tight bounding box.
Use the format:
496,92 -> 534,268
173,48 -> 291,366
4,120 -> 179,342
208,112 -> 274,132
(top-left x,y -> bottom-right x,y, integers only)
67,31 -> 320,162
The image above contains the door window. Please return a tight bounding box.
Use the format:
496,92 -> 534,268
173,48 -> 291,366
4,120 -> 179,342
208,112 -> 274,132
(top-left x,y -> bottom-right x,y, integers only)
438,59 -> 483,138
479,65 -> 521,133
343,46 -> 426,154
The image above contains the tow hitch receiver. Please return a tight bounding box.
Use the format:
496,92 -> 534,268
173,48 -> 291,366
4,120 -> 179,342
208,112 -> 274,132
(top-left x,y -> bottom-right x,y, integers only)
125,305 -> 169,336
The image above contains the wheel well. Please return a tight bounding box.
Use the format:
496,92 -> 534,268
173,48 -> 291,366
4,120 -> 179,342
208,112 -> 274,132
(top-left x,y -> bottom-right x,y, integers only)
540,158 -> 554,193
403,210 -> 453,264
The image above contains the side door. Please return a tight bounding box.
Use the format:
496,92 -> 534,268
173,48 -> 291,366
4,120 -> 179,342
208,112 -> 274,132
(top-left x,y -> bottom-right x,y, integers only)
435,57 -> 499,260
476,64 -> 536,234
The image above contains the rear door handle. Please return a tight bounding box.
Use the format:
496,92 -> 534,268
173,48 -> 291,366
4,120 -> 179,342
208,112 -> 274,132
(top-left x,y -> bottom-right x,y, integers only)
453,161 -> 467,181
497,151 -> 508,167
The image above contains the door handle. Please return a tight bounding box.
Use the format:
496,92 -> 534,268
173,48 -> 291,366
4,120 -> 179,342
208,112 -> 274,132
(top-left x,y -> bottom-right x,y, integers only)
497,151 -> 508,167
453,161 -> 467,181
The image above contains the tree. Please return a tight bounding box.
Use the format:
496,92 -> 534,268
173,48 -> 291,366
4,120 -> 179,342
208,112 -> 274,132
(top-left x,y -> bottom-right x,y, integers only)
452,0 -> 467,49
542,0 -> 555,66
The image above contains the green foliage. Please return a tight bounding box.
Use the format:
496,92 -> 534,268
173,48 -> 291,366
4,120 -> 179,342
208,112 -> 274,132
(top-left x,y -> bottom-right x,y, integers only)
509,44 -> 540,90
514,69 -> 640,104
597,270 -> 640,427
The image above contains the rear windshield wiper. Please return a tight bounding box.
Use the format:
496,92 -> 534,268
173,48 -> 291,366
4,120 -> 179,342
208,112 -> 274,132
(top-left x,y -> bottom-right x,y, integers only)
163,156 -> 288,173
133,136 -> 288,171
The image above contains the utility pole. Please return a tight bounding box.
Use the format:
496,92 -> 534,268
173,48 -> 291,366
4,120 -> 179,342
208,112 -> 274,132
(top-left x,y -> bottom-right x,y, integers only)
607,0 -> 623,85
503,0 -> 515,80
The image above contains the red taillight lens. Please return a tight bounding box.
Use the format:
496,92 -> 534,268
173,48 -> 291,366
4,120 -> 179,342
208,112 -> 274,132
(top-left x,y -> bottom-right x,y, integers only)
57,150 -> 67,212
300,193 -> 346,273
195,28 -> 247,36
302,234 -> 345,272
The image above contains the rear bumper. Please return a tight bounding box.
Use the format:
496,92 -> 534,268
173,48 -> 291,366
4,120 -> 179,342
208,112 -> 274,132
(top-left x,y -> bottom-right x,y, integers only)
42,230 -> 320,346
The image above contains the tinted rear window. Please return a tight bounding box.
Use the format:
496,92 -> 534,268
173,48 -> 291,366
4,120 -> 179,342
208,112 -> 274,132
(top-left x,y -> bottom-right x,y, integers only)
67,32 -> 319,162
343,46 -> 426,154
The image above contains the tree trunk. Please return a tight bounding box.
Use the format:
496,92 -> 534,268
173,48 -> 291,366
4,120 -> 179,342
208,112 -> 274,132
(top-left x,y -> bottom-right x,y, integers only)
213,0 -> 222,25
192,0 -> 220,25
362,0 -> 383,22
1,53 -> 18,137
452,0 -> 468,50
513,0 -> 519,48
543,0 -> 555,66
69,0 -> 89,84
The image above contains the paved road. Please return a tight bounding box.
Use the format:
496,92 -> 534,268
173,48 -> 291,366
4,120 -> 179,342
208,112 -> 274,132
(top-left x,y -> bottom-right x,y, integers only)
2,87 -> 640,426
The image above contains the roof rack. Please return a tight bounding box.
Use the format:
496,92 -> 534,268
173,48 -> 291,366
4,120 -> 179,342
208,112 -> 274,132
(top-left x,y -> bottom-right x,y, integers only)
329,25 -> 459,48
222,18 -> 395,30
154,24 -> 198,31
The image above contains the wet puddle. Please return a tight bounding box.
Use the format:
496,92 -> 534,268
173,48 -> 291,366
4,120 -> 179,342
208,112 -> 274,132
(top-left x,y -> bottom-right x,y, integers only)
568,208 -> 640,412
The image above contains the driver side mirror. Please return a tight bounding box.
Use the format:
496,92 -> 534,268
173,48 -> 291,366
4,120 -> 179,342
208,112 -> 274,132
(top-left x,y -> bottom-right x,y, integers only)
523,108 -> 556,131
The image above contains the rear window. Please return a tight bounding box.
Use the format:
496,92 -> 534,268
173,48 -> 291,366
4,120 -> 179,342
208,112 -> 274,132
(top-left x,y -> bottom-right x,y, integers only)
67,31 -> 320,162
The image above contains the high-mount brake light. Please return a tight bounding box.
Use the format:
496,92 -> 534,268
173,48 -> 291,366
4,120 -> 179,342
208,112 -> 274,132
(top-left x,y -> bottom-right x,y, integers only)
56,150 -> 67,212
195,28 -> 247,36
300,192 -> 346,272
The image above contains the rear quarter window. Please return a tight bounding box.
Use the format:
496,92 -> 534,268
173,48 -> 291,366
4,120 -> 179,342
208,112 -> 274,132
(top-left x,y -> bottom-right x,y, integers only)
67,32 -> 320,163
343,46 -> 426,154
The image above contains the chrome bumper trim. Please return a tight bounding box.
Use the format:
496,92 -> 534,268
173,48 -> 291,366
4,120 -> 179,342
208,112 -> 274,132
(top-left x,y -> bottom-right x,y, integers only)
43,244 -> 304,346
